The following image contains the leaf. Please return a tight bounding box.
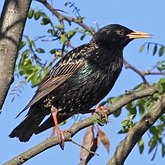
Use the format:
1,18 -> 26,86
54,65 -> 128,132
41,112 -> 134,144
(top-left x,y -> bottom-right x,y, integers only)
149,126 -> 158,135
34,11 -> 41,20
54,24 -> 64,30
148,137 -> 157,154
80,125 -> 96,165
28,9 -> 34,19
113,108 -> 122,117
152,44 -> 157,56
147,43 -> 150,54
138,138 -> 144,154
19,41 -> 26,50
126,102 -> 137,117
162,144 -> 165,157
24,35 -> 35,48
157,78 -> 165,93
97,126 -> 110,153
60,34 -> 68,44
67,30 -> 76,38
80,34 -> 86,41
41,17 -> 51,25
159,46 -> 164,56
36,48 -> 45,53
122,120 -> 128,127
139,44 -> 145,53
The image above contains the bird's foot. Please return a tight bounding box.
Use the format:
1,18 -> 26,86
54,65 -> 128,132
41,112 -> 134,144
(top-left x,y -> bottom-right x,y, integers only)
95,106 -> 109,125
51,105 -> 65,150
52,125 -> 65,150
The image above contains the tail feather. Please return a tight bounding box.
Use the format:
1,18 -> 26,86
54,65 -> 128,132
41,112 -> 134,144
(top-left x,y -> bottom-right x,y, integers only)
9,107 -> 45,142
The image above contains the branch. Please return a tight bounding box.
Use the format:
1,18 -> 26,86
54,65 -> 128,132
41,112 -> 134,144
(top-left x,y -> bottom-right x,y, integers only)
123,59 -> 165,85
37,0 -> 95,35
0,0 -> 32,111
144,70 -> 165,76
107,95 -> 165,165
123,59 -> 149,84
3,85 -> 157,165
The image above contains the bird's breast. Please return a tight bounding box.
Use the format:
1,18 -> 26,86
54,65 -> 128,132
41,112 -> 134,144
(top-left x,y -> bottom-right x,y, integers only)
54,59 -> 122,115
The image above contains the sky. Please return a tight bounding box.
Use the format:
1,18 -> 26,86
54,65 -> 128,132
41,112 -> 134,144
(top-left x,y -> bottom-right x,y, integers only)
0,0 -> 165,165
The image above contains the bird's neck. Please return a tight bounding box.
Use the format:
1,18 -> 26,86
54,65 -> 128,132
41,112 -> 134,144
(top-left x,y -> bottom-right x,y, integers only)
87,42 -> 123,72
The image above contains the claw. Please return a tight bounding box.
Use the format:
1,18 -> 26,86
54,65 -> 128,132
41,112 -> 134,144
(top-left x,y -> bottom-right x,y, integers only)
95,106 -> 109,124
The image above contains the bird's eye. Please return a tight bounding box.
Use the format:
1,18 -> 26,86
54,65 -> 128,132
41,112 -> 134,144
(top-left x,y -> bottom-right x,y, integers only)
116,30 -> 124,36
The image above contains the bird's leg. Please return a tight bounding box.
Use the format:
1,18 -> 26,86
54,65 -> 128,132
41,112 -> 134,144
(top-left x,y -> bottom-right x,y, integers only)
51,105 -> 65,150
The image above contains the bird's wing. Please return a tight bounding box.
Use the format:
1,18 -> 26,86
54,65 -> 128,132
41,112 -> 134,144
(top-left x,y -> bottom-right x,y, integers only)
30,61 -> 84,106
16,44 -> 88,117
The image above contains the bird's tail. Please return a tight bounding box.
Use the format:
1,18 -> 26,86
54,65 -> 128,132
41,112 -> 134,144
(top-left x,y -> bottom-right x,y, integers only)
9,107 -> 45,142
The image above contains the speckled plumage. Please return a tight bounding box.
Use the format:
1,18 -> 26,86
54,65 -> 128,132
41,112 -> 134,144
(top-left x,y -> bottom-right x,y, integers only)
9,24 -> 147,142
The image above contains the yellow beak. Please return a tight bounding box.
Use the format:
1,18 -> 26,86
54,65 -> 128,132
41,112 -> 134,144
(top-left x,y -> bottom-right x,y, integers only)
127,31 -> 152,39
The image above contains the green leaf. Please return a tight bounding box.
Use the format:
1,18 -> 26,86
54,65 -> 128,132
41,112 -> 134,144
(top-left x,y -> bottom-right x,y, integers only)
80,34 -> 86,40
113,108 -> 122,117
138,138 -> 144,154
121,119 -> 129,127
36,48 -> 45,53
159,46 -> 164,56
149,137 -> 157,153
18,49 -> 29,69
60,34 -> 67,43
26,72 -> 36,82
153,44 -> 158,56
34,11 -> 41,20
24,35 -> 35,48
41,17 -> 51,25
149,126 -> 158,135
126,102 -> 136,116
157,78 -> 165,93
139,44 -> 145,53
28,9 -> 34,19
147,43 -> 151,54
49,48 -> 57,54
19,41 -> 26,50
67,30 -> 76,38
54,24 -> 64,30
162,144 -> 165,157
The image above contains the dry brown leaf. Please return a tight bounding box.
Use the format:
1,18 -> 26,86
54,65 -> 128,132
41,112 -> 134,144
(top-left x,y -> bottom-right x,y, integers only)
97,126 -> 110,153
79,125 -> 100,165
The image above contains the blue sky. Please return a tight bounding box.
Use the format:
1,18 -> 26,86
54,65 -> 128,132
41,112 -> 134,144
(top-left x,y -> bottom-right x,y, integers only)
0,0 -> 165,164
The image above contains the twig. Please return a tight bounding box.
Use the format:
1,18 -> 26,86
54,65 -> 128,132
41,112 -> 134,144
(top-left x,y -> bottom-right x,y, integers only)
3,85 -> 157,165
36,0 -> 95,35
144,71 -> 165,76
71,139 -> 99,156
123,58 -> 149,84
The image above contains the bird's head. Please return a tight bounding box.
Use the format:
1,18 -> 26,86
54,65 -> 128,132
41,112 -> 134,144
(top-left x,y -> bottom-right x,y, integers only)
92,24 -> 151,49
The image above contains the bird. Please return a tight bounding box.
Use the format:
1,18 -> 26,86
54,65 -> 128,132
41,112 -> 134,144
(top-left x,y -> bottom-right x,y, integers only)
9,24 -> 150,146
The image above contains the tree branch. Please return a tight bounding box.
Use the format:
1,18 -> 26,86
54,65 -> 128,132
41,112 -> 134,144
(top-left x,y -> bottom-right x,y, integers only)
0,0 -> 32,111
123,59 -> 149,84
3,85 -> 157,165
107,94 -> 165,165
36,0 -> 95,35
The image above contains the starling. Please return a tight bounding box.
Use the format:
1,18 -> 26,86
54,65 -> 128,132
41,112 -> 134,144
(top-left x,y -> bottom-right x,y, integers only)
9,24 -> 150,143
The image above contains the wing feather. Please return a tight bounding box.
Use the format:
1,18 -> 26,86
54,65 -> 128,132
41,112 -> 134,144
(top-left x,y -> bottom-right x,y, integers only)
16,60 -> 85,117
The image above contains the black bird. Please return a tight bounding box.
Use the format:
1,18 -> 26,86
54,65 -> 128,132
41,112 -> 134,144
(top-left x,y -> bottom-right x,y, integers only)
9,24 -> 150,143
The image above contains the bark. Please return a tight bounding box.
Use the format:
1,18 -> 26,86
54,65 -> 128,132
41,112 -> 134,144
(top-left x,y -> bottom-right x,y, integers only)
0,0 -> 32,111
